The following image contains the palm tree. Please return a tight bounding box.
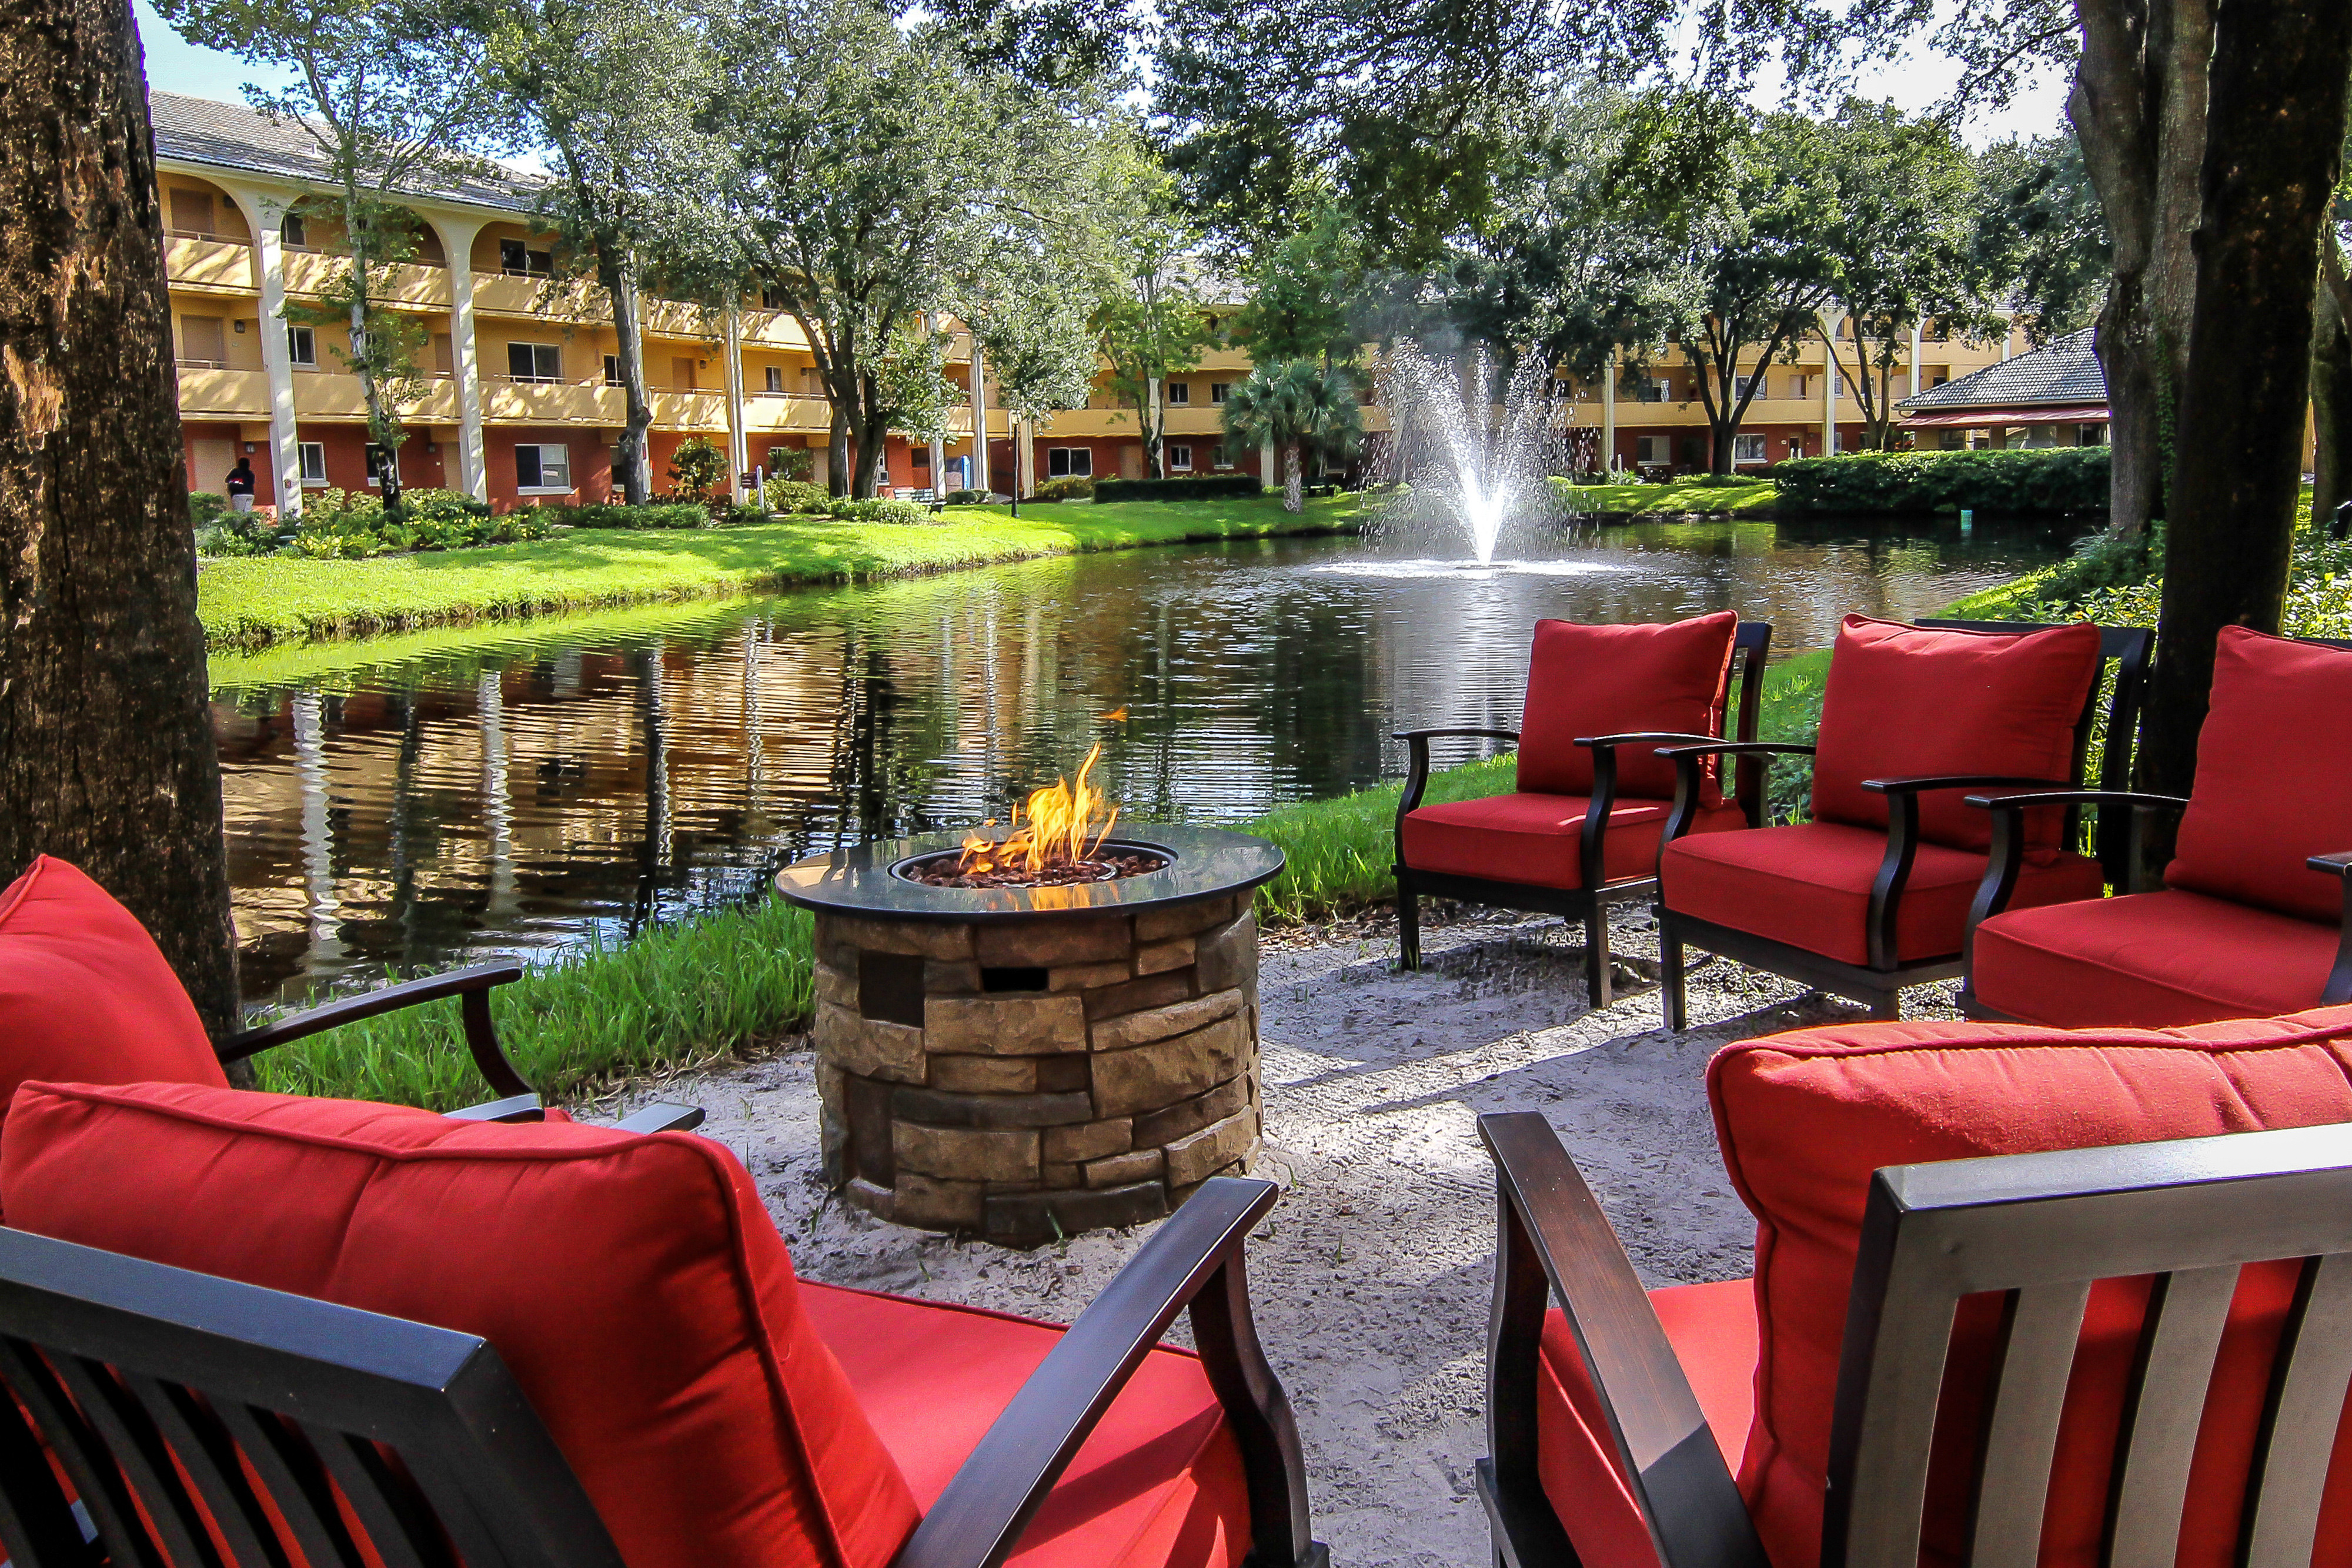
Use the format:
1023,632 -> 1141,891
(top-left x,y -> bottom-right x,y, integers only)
1220,359 -> 1363,512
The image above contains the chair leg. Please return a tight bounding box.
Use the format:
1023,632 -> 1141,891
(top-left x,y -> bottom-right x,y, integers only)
1583,905 -> 1612,1008
1867,988 -> 1902,1022
1659,913 -> 1688,1032
1397,882 -> 1421,971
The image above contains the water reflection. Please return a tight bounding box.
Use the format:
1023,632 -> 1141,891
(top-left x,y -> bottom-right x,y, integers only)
212,520 -> 2077,1006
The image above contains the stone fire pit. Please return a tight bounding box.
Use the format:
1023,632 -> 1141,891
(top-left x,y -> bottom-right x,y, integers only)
774,824 -> 1284,1245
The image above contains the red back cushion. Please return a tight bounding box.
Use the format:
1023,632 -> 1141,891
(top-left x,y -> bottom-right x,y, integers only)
2166,627 -> 2352,922
1709,1009 -> 2352,1568
0,857 -> 224,1154
0,1081 -> 921,1568
1516,613 -> 1739,801
1810,616 -> 2100,854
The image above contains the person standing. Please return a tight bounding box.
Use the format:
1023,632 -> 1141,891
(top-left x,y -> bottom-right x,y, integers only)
225,456 -> 255,513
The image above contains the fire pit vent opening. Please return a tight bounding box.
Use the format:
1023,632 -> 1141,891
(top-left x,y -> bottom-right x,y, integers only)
775,824 -> 1284,1247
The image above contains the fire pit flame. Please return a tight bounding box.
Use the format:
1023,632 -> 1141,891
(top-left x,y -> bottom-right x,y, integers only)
957,743 -> 1122,877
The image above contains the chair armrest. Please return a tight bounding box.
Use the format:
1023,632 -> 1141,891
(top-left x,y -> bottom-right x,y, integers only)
1653,741 -> 1816,761
1391,726 -> 1522,744
1575,731 -> 1722,752
1963,791 -> 2191,940
1860,774 -> 2070,796
1661,743 -> 1815,840
2309,856 -> 2352,1006
440,1093 -> 546,1123
1394,727 -> 1521,830
893,1178 -> 1321,1568
219,963 -> 533,1101
613,1102 -> 706,1134
1477,1113 -> 1768,1568
1959,788 -> 2190,814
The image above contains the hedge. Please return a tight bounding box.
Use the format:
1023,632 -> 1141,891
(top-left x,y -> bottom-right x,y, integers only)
1092,475 -> 1264,502
541,502 -> 707,530
1773,448 -> 2110,516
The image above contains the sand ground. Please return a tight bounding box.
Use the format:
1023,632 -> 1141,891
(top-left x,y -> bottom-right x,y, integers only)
644,906 -> 1961,1567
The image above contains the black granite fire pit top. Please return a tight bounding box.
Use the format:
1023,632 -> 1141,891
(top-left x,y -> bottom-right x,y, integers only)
774,824 -> 1284,924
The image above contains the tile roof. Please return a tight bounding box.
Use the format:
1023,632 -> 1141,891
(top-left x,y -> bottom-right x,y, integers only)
148,91 -> 542,213
1898,327 -> 2107,412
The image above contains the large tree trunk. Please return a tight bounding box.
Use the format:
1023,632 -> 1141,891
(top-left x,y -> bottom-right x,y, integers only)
0,0 -> 242,1039
2137,0 -> 2352,797
2312,235 -> 2352,530
602,247 -> 651,504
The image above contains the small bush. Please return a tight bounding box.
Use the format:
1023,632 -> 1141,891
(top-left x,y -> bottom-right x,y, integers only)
1093,474 -> 1265,502
706,502 -> 770,527
190,492 -> 232,528
1031,475 -> 1095,502
666,436 -> 729,497
826,496 -> 931,525
764,445 -> 814,482
392,488 -> 492,523
1773,447 -> 2110,515
545,502 -> 707,530
762,479 -> 833,514
944,488 -> 991,504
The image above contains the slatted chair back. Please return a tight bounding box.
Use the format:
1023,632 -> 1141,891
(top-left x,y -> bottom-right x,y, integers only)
1916,620 -> 2153,881
1825,1122 -> 2352,1568
0,1224 -> 621,1568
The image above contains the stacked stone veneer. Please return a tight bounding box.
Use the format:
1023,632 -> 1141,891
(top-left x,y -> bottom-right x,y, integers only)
812,892 -> 1260,1245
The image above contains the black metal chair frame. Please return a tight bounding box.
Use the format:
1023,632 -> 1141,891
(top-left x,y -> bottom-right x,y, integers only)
0,1176 -> 1328,1568
216,962 -> 701,1132
1392,621 -> 1773,1008
1476,1108 -> 2352,1568
1957,633 -> 2352,1022
1652,620 -> 2154,1028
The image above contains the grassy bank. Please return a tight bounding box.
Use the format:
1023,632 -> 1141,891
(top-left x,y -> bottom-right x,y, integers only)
201,494 -> 1364,651
264,651 -> 1829,1111
1558,476 -> 1778,515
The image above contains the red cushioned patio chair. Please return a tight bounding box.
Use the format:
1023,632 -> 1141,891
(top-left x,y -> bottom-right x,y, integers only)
1394,613 -> 1772,1007
0,854 -> 695,1131
1474,1005 -> 2352,1568
1960,627 -> 2352,1027
1652,616 -> 2151,1029
0,1079 -> 1325,1568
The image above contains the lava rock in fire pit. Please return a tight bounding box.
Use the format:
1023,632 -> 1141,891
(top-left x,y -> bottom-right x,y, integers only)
898,847 -> 1172,889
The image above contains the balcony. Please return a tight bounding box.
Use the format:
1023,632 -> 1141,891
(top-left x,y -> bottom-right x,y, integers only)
291,369 -> 460,422
1036,407 -> 1140,439
644,298 -> 720,340
283,250 -> 452,308
472,272 -> 606,319
743,393 -> 834,434
175,366 -> 271,419
650,387 -> 728,431
482,376 -> 620,425
163,233 -> 255,295
737,309 -> 816,352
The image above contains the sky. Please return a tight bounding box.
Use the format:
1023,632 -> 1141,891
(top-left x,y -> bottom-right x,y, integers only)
132,0 -> 2073,149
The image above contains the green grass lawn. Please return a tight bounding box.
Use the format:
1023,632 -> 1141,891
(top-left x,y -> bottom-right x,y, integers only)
1557,476 -> 1779,515
201,494 -> 1364,651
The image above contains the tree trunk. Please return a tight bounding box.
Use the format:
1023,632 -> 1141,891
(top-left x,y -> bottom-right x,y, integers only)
2311,235 -> 2352,530
827,408 -> 849,497
602,246 -> 650,504
1283,440 -> 1302,512
0,0 -> 241,1039
340,180 -> 403,513
2137,0 -> 2352,797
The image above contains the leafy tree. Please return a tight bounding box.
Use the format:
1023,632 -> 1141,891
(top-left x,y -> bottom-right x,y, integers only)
153,0 -> 495,511
1221,359 -> 1361,510
1093,210 -> 1213,479
1971,129 -> 2111,345
2,0 -> 241,1037
480,0 -> 720,504
666,435 -> 727,496
1235,206 -> 1365,367
1808,102 -> 2005,452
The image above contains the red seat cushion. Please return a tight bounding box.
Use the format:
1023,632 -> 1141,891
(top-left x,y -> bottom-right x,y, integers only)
1402,793 -> 1746,890
0,857 -> 223,1168
1659,821 -> 2104,967
1537,1278 -> 1758,1568
1973,888 -> 2342,1027
1811,616 -> 2100,855
1707,1008 -> 2352,1568
0,1081 -> 921,1568
1516,614 -> 1739,802
802,1282 -> 1249,1568
2166,626 -> 2352,922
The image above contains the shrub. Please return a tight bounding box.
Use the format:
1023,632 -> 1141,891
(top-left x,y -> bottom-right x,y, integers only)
944,488 -> 991,504
762,479 -> 832,514
544,502 -> 708,530
764,445 -> 814,482
391,488 -> 492,523
706,502 -> 769,527
1773,447 -> 2110,515
666,436 -> 729,497
1030,475 -> 1095,502
189,491 -> 232,528
1093,474 -> 1265,502
826,496 -> 931,525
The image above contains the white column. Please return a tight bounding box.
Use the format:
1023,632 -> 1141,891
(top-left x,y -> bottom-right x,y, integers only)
225,183 -> 305,518
722,307 -> 749,501
1017,416 -> 1035,496
435,219 -> 490,502
1259,439 -> 1275,486
924,312 -> 948,493
967,335 -> 988,492
1908,322 -> 1923,401
2002,310 -> 2016,360
1602,346 -> 1618,471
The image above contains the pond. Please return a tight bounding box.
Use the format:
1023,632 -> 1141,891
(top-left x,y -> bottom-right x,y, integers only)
212,516 -> 2080,1006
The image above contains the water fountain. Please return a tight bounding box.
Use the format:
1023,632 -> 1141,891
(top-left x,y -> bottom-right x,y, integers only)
1369,340 -> 1579,567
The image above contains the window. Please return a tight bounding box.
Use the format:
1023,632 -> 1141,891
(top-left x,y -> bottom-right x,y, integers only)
912,446 -> 930,469
1550,377 -> 1575,400
297,442 -> 328,484
1634,378 -> 1669,403
498,239 -> 553,277
2079,423 -> 2109,447
603,354 -> 622,386
1209,382 -> 1231,404
764,366 -> 783,393
516,443 -> 571,493
1164,381 -> 1190,406
761,287 -> 784,309
1734,374 -> 1763,401
803,367 -> 824,396
1635,435 -> 1669,466
1168,443 -> 1194,471
1732,433 -> 1768,464
507,342 -> 562,383
1214,445 -> 1236,470
364,444 -> 396,487
280,212 -> 306,248
1047,447 -> 1093,478
285,325 -> 315,366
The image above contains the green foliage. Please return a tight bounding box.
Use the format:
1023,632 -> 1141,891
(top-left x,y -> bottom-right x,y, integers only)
944,488 -> 992,504
1219,357 -> 1362,506
764,445 -> 814,481
545,502 -> 709,530
252,487 -> 546,557
1235,205 -> 1365,364
826,497 -> 932,524
190,491 -> 233,528
666,436 -> 730,496
394,488 -> 493,522
1093,475 -> 1264,500
762,479 -> 833,513
1972,131 -> 2112,345
1774,448 -> 2111,515
1031,475 -> 1095,500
